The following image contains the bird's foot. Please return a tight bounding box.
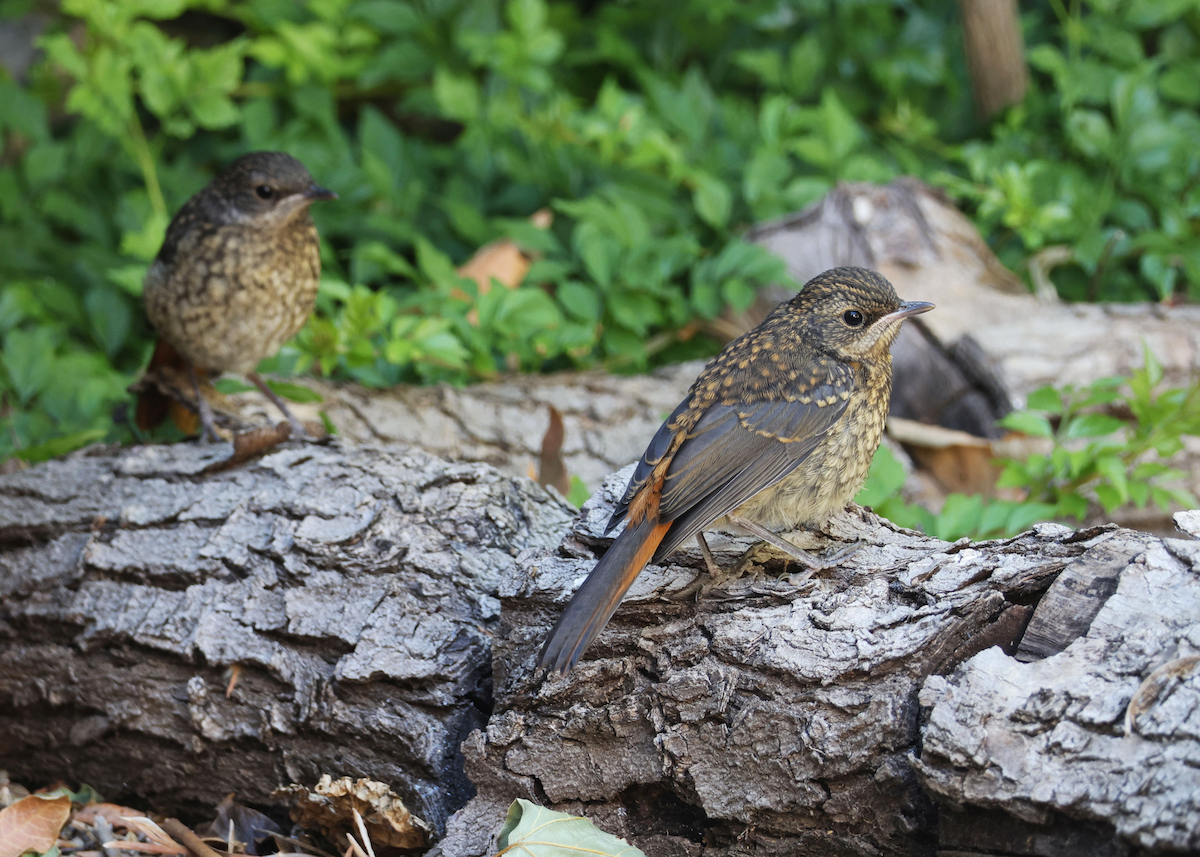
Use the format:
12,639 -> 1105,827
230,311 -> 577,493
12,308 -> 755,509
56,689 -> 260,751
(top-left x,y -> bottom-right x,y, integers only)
727,514 -> 861,582
188,365 -> 221,443
696,531 -> 722,577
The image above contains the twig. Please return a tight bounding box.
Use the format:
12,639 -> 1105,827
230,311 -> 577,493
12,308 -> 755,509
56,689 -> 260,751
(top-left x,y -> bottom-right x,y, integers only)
100,842 -> 183,855
159,819 -> 226,857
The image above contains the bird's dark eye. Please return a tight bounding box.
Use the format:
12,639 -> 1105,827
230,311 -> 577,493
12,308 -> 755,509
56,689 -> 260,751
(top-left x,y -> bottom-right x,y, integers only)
255,185 -> 274,200
843,309 -> 864,327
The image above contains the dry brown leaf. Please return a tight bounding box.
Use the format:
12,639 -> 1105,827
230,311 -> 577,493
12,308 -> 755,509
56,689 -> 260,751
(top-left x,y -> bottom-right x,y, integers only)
455,207 -> 554,296
71,804 -> 144,828
537,406 -> 569,496
457,240 -> 530,294
0,794 -> 71,857
229,423 -> 293,465
272,776 -> 429,851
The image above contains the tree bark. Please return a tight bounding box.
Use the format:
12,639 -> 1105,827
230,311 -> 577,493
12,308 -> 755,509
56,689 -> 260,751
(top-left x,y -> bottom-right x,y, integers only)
959,0 -> 1029,119
0,440 -> 575,836
431,467 -> 1200,856
2,436 -> 1199,855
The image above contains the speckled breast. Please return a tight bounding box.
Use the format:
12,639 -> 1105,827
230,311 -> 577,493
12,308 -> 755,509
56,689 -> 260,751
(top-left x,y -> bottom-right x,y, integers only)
146,217 -> 321,375
734,358 -> 892,529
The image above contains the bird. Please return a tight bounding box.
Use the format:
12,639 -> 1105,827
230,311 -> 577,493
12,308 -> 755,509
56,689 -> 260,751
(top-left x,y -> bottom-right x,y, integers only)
538,266 -> 933,674
140,151 -> 336,441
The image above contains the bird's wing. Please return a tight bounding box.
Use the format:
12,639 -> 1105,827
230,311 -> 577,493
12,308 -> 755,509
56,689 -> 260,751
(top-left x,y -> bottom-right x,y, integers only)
651,368 -> 855,559
607,397 -> 692,532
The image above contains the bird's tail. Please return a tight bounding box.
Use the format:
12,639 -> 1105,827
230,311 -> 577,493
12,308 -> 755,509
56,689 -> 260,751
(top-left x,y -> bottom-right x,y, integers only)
538,515 -> 671,675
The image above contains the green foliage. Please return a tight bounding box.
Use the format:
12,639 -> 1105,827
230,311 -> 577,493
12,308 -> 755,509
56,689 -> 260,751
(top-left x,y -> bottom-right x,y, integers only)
941,2 -> 1200,300
857,351 -> 1200,541
496,798 -> 645,856
995,347 -> 1200,519
0,0 -> 1198,463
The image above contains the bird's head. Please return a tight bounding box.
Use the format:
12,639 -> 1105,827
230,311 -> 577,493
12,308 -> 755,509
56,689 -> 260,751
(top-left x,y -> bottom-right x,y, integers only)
787,267 -> 933,361
210,151 -> 337,227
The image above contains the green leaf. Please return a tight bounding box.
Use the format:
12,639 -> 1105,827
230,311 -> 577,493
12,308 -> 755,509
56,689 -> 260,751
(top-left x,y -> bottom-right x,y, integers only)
567,475 -> 591,508
573,221 -> 620,290
933,494 -> 984,541
189,92 -> 240,129
999,411 -> 1053,438
14,428 -> 106,464
85,286 -> 132,358
855,445 -> 907,508
496,799 -> 646,856
265,380 -> 324,403
1095,483 -> 1122,514
214,378 -> 253,395
558,281 -> 601,322
3,327 -> 57,405
1062,413 -> 1125,439
1004,502 -> 1058,535
692,173 -> 732,229
1056,492 -> 1090,521
1094,455 -> 1128,503
351,0 -> 422,33
433,69 -> 479,121
1025,386 -> 1064,413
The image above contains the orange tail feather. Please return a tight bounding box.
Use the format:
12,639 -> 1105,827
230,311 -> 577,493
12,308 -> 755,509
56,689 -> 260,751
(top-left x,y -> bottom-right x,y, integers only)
538,516 -> 671,674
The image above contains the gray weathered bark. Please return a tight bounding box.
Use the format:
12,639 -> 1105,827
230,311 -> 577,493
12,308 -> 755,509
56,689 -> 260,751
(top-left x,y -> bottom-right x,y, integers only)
0,440 -> 574,836
431,467 -> 1200,856
3,440 -> 1199,855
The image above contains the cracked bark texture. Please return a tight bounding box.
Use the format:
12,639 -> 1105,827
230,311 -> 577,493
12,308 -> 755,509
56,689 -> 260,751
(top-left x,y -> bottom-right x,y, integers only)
0,440 -> 575,835
432,467 -> 1200,857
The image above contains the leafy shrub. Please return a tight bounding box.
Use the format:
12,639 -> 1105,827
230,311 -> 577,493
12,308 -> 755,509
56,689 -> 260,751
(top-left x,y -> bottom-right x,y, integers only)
857,350 -> 1200,540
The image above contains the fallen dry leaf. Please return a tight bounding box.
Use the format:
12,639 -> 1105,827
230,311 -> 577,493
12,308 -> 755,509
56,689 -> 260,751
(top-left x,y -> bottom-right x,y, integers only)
456,208 -> 554,296
0,794 -> 71,857
273,776 -> 429,851
457,240 -> 530,294
72,804 -> 145,828
537,406 -> 570,496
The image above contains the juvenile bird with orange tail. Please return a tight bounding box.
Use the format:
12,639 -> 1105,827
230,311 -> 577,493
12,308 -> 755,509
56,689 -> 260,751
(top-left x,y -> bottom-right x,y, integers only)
138,151 -> 336,441
539,267 -> 933,674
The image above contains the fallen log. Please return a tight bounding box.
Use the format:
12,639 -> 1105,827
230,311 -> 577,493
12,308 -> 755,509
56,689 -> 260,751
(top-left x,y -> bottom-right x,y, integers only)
432,466 -> 1200,856
0,440 -> 574,836
3,443 -> 1198,854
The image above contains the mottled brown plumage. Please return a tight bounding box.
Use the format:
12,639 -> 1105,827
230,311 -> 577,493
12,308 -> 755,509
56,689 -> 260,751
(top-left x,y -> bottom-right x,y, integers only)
539,267 -> 934,674
142,151 -> 335,440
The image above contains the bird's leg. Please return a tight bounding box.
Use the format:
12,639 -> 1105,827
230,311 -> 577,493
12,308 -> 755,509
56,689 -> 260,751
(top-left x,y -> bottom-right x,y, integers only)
187,365 -> 220,443
248,372 -> 307,439
696,532 -> 721,577
726,514 -> 860,579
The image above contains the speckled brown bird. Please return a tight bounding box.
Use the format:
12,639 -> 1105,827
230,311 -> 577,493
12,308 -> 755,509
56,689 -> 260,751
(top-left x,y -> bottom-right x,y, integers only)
142,151 -> 335,440
539,267 -> 933,674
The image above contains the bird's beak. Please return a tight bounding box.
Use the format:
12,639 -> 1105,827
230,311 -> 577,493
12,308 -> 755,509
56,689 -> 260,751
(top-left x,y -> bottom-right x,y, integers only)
303,184 -> 338,201
880,301 -> 934,323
